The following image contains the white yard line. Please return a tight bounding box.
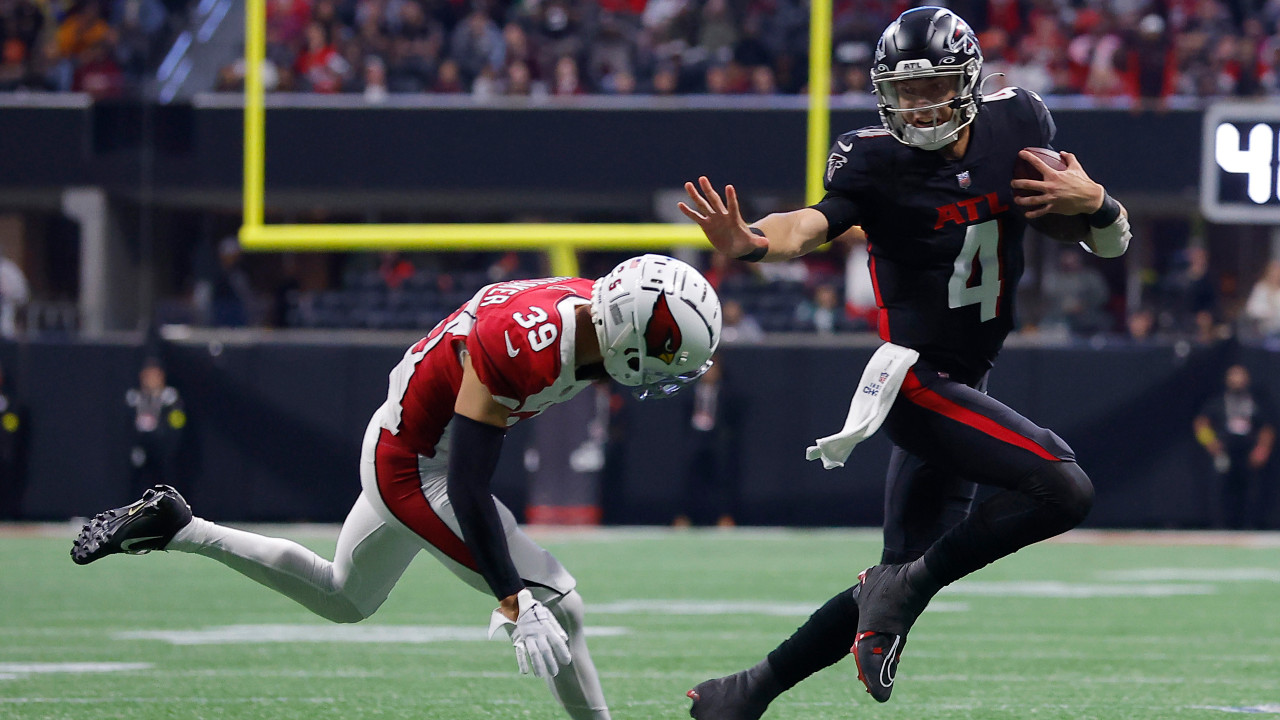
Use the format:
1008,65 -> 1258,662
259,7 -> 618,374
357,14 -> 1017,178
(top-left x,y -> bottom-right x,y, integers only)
1099,568 -> 1280,582
0,662 -> 151,675
113,624 -> 630,645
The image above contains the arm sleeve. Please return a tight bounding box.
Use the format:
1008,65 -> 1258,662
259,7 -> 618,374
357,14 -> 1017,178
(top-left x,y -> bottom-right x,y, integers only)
816,134 -> 869,240
446,413 -> 524,600
813,194 -> 863,241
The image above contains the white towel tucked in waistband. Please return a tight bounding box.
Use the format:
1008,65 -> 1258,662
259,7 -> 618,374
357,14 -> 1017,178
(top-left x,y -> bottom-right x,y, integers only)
805,342 -> 919,470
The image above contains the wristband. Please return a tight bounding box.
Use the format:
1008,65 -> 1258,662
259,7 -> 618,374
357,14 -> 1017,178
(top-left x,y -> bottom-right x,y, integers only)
737,227 -> 768,262
1087,192 -> 1122,228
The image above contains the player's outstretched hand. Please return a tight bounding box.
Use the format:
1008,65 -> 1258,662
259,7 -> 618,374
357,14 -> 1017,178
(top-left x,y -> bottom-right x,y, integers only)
679,176 -> 762,258
1010,150 -> 1106,219
488,588 -> 572,678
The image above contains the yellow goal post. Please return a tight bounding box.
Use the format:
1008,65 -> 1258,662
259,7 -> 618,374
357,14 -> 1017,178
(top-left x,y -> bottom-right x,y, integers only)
238,0 -> 833,277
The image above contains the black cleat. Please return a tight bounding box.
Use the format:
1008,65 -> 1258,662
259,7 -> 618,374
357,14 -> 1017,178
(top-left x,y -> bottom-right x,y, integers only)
851,564 -> 931,703
687,671 -> 771,720
70,485 -> 193,566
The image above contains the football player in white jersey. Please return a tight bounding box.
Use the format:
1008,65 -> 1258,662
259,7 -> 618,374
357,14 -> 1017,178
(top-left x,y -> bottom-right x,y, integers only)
71,254 -> 722,720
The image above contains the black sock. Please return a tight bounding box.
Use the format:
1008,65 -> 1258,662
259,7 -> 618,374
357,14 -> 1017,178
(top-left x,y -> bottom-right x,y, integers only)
920,491 -> 1021,586
765,584 -> 859,691
905,556 -> 944,597
741,657 -> 784,705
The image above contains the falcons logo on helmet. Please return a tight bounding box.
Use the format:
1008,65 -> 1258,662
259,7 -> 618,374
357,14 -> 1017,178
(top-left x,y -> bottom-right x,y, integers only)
644,293 -> 683,364
944,19 -> 979,56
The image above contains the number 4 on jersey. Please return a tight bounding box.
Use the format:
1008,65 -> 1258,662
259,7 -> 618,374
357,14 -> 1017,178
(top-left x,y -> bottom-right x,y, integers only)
947,220 -> 1001,322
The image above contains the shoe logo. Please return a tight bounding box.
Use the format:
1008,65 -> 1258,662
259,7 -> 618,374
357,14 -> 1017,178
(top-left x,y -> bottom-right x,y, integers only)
127,504 -> 143,516
881,635 -> 902,688
504,331 -> 520,358
120,536 -> 165,552
837,140 -> 853,152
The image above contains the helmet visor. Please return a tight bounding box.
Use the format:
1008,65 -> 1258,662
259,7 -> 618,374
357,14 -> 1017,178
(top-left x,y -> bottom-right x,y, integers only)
631,359 -> 714,400
875,71 -> 965,115
875,68 -> 974,150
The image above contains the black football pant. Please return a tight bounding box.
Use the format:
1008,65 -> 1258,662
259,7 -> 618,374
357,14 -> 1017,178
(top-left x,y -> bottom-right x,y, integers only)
766,363 -> 1093,691
881,364 -> 1092,577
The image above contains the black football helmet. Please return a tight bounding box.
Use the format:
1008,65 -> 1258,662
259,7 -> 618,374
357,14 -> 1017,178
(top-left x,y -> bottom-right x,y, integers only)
871,6 -> 983,150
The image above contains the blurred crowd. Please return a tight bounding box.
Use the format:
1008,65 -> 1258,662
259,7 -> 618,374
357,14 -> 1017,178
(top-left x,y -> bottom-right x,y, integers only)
0,0 -> 181,96
7,0 -> 1280,99
1028,243 -> 1280,347
221,0 -> 1280,99
7,0 -> 1280,349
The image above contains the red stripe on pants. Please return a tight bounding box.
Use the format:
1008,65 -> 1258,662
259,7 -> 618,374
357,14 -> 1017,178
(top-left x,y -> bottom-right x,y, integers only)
868,249 -> 891,342
374,428 -> 479,571
900,371 -> 1059,461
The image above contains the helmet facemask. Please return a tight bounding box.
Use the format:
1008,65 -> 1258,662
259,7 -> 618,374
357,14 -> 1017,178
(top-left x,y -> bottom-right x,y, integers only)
873,60 -> 981,150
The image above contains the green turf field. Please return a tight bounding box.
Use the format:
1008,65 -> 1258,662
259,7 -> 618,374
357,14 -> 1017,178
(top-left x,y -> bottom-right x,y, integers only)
2,526 -> 1278,719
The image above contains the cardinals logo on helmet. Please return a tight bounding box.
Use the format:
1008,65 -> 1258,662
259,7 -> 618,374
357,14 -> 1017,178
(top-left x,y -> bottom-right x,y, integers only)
644,293 -> 683,364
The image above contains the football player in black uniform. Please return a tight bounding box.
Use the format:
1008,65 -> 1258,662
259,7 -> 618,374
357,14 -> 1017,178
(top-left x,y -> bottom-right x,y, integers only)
678,6 -> 1132,716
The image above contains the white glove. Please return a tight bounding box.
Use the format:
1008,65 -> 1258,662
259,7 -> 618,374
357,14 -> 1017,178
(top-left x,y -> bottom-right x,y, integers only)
487,588 -> 572,678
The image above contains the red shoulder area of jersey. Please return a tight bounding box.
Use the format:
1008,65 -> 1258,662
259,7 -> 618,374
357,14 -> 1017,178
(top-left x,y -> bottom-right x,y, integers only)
468,277 -> 594,405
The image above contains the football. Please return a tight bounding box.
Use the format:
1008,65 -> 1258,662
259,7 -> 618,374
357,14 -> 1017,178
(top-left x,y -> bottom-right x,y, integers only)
1012,147 -> 1091,244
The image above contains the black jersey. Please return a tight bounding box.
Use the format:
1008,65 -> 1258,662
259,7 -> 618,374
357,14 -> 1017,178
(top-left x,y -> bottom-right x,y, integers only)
815,87 -> 1056,379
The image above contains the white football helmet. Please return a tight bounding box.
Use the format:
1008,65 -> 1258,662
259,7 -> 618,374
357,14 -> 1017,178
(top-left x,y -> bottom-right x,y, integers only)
590,254 -> 722,399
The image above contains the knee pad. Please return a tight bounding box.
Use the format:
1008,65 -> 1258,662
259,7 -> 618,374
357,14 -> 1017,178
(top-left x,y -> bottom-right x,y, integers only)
1028,461 -> 1094,528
